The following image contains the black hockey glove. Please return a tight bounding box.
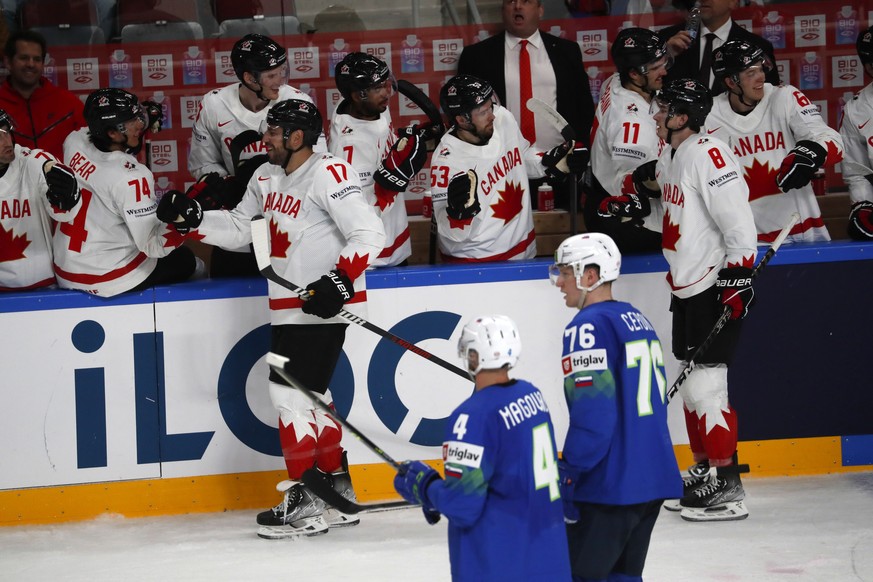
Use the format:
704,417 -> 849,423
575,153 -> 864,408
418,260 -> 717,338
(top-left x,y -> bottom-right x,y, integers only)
185,173 -> 231,211
156,190 -> 203,235
42,160 -> 80,211
374,131 -> 427,192
394,461 -> 441,525
776,140 -> 827,192
141,100 -> 164,133
631,160 -> 660,198
597,192 -> 650,219
848,201 -> 873,241
235,154 -> 268,186
446,170 -> 480,220
716,266 -> 755,320
566,141 -> 590,174
302,270 -> 355,319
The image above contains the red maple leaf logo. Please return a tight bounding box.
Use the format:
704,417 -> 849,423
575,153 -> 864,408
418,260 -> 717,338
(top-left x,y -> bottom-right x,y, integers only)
0,223 -> 29,262
727,254 -> 755,269
270,219 -> 291,258
374,186 -> 397,211
743,158 -> 781,201
447,215 -> 474,230
825,140 -> 843,165
491,180 -> 524,224
162,227 -> 204,248
336,252 -> 370,282
662,209 -> 681,251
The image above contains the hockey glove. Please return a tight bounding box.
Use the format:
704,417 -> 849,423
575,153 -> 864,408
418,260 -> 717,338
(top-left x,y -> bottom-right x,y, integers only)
716,266 -> 755,320
42,160 -> 80,211
302,270 -> 355,319
446,170 -> 481,220
631,160 -> 660,198
597,193 -> 651,219
374,131 -> 427,192
141,100 -> 164,133
558,460 -> 580,524
776,140 -> 827,192
156,190 -> 203,235
394,461 -> 441,525
235,154 -> 268,186
848,201 -> 873,241
185,173 -> 231,211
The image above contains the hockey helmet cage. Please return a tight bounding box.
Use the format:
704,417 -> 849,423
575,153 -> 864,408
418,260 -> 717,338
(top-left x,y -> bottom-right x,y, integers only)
457,315 -> 522,376
550,232 -> 621,288
656,79 -> 712,128
712,40 -> 770,79
857,26 -> 873,65
440,74 -> 495,118
264,99 -> 323,145
335,52 -> 392,97
84,88 -> 145,139
612,28 -> 670,76
231,33 -> 287,83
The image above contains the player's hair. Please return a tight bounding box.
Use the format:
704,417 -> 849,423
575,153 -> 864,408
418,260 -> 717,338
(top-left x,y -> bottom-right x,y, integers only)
334,52 -> 392,99
439,74 -> 495,120
265,99 -> 323,147
612,27 -> 669,83
656,78 -> 712,132
231,33 -> 287,84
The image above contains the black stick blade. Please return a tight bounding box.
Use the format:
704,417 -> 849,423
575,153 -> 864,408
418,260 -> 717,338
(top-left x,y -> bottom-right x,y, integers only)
302,468 -> 362,514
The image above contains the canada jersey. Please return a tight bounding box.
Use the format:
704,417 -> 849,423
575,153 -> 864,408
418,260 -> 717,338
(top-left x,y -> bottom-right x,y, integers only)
54,128 -> 182,297
561,301 -> 681,505
839,82 -> 873,206
329,104 -> 411,267
425,379 -> 571,582
189,84 -> 319,179
0,145 -> 77,290
656,133 -> 757,299
195,152 -> 386,326
430,106 -> 540,262
705,83 -> 843,243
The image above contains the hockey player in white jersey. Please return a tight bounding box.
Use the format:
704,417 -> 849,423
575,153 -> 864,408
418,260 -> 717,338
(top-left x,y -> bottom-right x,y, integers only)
586,27 -> 667,254
0,108 -> 81,291
430,74 -> 584,262
654,79 -> 758,521
839,26 -> 873,241
705,40 -> 844,243
53,88 -> 196,297
188,33 -> 323,277
329,52 -> 426,267
156,99 -> 385,540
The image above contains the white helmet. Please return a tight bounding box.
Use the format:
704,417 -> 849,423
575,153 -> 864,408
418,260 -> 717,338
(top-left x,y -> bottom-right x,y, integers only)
457,315 -> 521,376
550,233 -> 621,290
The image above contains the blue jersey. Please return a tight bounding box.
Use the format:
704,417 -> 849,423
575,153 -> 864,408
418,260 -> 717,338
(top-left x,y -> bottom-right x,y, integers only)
561,300 -> 682,505
427,379 -> 571,582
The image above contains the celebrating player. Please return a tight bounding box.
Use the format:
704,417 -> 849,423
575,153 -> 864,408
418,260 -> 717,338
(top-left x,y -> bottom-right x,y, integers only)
53,88 -> 197,297
188,33 -> 323,277
839,26 -> 873,241
551,232 -> 681,579
155,99 -> 385,539
330,52 -> 426,267
0,108 -> 81,291
653,79 -> 758,521
430,74 -> 584,263
393,314 -> 571,581
585,27 -> 668,254
705,40 -> 843,243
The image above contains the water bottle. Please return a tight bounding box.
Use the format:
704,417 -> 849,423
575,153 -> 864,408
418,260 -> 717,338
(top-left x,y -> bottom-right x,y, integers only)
686,5 -> 701,40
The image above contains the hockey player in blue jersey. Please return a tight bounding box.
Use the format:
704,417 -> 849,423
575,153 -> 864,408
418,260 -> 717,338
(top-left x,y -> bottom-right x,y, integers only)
393,315 -> 572,582
551,233 -> 681,582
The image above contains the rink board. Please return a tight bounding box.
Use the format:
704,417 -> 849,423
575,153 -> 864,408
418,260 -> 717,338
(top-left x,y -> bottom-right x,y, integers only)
0,242 -> 870,524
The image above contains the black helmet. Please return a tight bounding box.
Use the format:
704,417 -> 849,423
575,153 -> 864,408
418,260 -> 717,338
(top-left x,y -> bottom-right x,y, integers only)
440,74 -> 494,119
712,40 -> 769,79
0,107 -> 14,132
612,28 -> 669,77
656,78 -> 712,128
857,26 -> 873,65
231,34 -> 287,84
335,52 -> 391,98
84,88 -> 144,142
266,99 -> 322,146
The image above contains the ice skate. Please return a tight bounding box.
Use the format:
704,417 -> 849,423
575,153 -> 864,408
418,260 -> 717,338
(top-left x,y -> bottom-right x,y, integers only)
323,454 -> 361,528
664,460 -> 710,512
679,469 -> 748,522
256,480 -> 329,539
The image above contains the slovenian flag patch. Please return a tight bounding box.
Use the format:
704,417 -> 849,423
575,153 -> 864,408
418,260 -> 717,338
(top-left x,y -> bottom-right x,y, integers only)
575,375 -> 594,389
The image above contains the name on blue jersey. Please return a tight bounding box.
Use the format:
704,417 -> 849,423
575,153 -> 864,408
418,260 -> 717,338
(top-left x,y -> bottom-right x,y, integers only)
498,391 -> 549,430
620,311 -> 655,332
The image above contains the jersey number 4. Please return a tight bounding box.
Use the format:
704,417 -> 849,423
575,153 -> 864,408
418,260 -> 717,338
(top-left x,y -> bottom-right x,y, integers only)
625,339 -> 667,416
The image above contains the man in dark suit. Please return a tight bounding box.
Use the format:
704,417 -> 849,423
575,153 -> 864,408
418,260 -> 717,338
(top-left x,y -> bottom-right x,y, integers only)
660,0 -> 779,96
457,0 -> 594,212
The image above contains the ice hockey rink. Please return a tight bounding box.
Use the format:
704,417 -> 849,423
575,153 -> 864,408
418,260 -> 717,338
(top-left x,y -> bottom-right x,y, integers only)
2,472 -> 872,582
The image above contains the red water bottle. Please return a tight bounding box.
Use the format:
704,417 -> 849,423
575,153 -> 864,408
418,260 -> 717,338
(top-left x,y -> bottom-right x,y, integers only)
812,169 -> 826,196
537,184 -> 554,211
421,192 -> 433,218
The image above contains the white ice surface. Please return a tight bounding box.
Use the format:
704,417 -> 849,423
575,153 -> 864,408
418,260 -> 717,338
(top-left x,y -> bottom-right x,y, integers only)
2,473 -> 872,582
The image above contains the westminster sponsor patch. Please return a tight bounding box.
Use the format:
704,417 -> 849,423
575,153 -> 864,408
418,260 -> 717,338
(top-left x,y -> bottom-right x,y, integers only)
442,441 -> 484,469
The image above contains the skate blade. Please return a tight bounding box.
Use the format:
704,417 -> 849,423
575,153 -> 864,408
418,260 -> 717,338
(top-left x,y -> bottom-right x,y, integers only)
680,501 -> 748,522
257,516 -> 330,539
324,508 -> 361,528
663,499 -> 682,512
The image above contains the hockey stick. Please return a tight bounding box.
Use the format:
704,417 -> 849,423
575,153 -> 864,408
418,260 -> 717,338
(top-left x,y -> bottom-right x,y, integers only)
250,216 -> 469,380
265,352 -> 419,515
526,97 -> 580,235
666,212 -> 800,403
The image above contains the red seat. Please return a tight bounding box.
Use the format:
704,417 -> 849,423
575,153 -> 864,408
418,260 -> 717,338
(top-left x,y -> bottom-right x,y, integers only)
212,0 -> 296,25
20,0 -> 99,28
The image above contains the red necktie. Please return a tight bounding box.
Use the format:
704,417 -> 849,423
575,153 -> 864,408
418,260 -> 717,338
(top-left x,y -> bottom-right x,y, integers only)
519,40 -> 536,145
